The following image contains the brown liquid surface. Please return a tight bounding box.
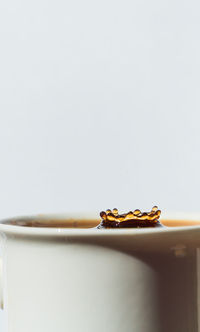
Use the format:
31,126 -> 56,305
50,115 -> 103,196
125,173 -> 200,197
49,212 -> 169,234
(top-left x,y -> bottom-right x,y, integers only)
98,206 -> 162,228
1,216 -> 200,228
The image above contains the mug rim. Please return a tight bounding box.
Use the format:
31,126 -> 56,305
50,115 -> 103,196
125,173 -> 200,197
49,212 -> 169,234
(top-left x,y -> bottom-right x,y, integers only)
0,212 -> 200,237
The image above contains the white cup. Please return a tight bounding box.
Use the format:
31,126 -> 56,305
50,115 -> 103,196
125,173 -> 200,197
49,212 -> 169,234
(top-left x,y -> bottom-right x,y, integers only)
0,214 -> 200,332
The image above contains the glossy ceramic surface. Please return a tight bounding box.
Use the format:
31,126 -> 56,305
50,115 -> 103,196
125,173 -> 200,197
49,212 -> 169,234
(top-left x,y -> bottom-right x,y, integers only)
0,214 -> 200,332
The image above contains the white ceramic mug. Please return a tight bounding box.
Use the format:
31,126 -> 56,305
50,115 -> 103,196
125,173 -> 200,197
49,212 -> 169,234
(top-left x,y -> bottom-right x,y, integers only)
0,214 -> 200,332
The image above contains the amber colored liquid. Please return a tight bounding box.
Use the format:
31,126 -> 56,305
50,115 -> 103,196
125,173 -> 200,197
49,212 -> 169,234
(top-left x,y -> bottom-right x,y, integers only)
1,217 -> 200,228
98,206 -> 162,228
1,218 -> 98,228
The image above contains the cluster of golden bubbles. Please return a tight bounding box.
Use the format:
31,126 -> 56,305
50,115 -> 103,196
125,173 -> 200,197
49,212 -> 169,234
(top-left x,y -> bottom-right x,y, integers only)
100,206 -> 161,223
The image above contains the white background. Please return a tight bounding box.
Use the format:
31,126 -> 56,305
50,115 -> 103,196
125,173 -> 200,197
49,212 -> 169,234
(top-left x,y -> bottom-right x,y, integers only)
0,0 -> 200,328
0,0 -> 200,219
